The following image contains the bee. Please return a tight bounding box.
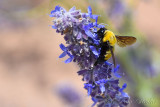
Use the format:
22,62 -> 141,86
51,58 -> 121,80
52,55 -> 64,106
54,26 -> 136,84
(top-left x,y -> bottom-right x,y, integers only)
94,28 -> 136,67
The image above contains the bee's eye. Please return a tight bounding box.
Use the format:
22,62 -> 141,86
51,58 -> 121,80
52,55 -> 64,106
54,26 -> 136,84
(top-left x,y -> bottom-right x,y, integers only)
102,28 -> 106,32
101,29 -> 105,33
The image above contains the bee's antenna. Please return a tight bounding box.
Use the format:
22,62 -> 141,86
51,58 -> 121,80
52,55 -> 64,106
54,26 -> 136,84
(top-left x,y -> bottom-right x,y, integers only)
99,23 -> 108,26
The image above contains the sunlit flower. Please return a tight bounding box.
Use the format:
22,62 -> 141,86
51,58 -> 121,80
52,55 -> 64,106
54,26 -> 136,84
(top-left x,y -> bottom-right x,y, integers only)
50,5 -> 129,107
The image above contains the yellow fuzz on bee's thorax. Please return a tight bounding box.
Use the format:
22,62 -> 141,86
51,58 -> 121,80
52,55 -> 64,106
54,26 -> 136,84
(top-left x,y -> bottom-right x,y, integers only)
102,30 -> 117,46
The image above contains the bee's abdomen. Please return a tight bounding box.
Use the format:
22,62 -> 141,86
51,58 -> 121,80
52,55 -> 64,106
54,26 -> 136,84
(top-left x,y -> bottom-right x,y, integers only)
104,47 -> 114,60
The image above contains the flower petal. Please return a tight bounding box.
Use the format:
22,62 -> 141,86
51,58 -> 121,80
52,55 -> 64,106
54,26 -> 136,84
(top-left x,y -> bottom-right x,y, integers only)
114,64 -> 120,73
90,15 -> 98,20
64,57 -> 73,63
122,92 -> 129,97
88,6 -> 92,15
51,5 -> 61,14
104,61 -> 112,66
77,32 -> 82,40
122,83 -> 127,89
119,83 -> 129,97
113,64 -> 121,78
90,46 -> 99,55
100,84 -> 105,93
52,25 -> 57,29
88,87 -> 92,96
85,30 -> 93,38
59,52 -> 67,58
59,43 -> 67,51
119,83 -> 127,92
82,34 -> 88,40
69,6 -> 76,12
114,72 -> 121,78
77,69 -> 88,75
91,97 -> 97,107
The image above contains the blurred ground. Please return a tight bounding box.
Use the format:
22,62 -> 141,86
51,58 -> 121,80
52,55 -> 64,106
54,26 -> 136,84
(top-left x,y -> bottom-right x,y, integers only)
0,0 -> 160,107
0,20 -> 91,106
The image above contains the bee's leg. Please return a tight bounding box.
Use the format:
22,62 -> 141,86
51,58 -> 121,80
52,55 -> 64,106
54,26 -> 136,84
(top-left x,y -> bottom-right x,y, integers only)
94,42 -> 108,66
111,49 -> 116,68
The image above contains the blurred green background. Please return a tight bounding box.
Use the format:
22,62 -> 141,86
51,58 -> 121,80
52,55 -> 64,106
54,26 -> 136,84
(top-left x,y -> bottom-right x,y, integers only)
0,0 -> 160,107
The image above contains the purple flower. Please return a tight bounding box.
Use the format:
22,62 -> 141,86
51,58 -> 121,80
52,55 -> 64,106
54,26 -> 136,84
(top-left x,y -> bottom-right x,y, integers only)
84,83 -> 95,96
95,79 -> 108,93
59,43 -> 74,63
50,6 -> 130,107
56,84 -> 82,106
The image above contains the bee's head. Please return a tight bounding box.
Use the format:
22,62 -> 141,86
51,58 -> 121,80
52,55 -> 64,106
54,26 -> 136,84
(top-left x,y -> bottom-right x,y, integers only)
96,28 -> 107,39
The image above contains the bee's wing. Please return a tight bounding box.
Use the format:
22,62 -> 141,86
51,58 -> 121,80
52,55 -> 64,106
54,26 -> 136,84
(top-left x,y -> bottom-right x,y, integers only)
115,35 -> 137,47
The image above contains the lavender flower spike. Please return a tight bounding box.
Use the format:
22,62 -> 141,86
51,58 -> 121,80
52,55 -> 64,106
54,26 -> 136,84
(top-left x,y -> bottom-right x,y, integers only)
50,6 -> 130,107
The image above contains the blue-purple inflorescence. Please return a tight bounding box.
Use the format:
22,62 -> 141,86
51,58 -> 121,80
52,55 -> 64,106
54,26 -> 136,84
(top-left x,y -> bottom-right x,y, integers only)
50,5 -> 130,107
57,84 -> 82,106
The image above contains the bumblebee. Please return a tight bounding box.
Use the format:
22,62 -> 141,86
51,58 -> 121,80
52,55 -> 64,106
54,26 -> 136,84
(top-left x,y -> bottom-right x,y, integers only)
94,28 -> 136,67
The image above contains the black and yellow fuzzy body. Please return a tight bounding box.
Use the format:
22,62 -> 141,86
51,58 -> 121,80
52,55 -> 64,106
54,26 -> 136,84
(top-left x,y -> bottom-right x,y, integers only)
94,28 -> 136,67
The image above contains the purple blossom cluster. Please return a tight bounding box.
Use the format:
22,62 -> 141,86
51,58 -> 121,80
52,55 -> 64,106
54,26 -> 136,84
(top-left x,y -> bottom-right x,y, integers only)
50,5 -> 130,107
57,84 -> 82,107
